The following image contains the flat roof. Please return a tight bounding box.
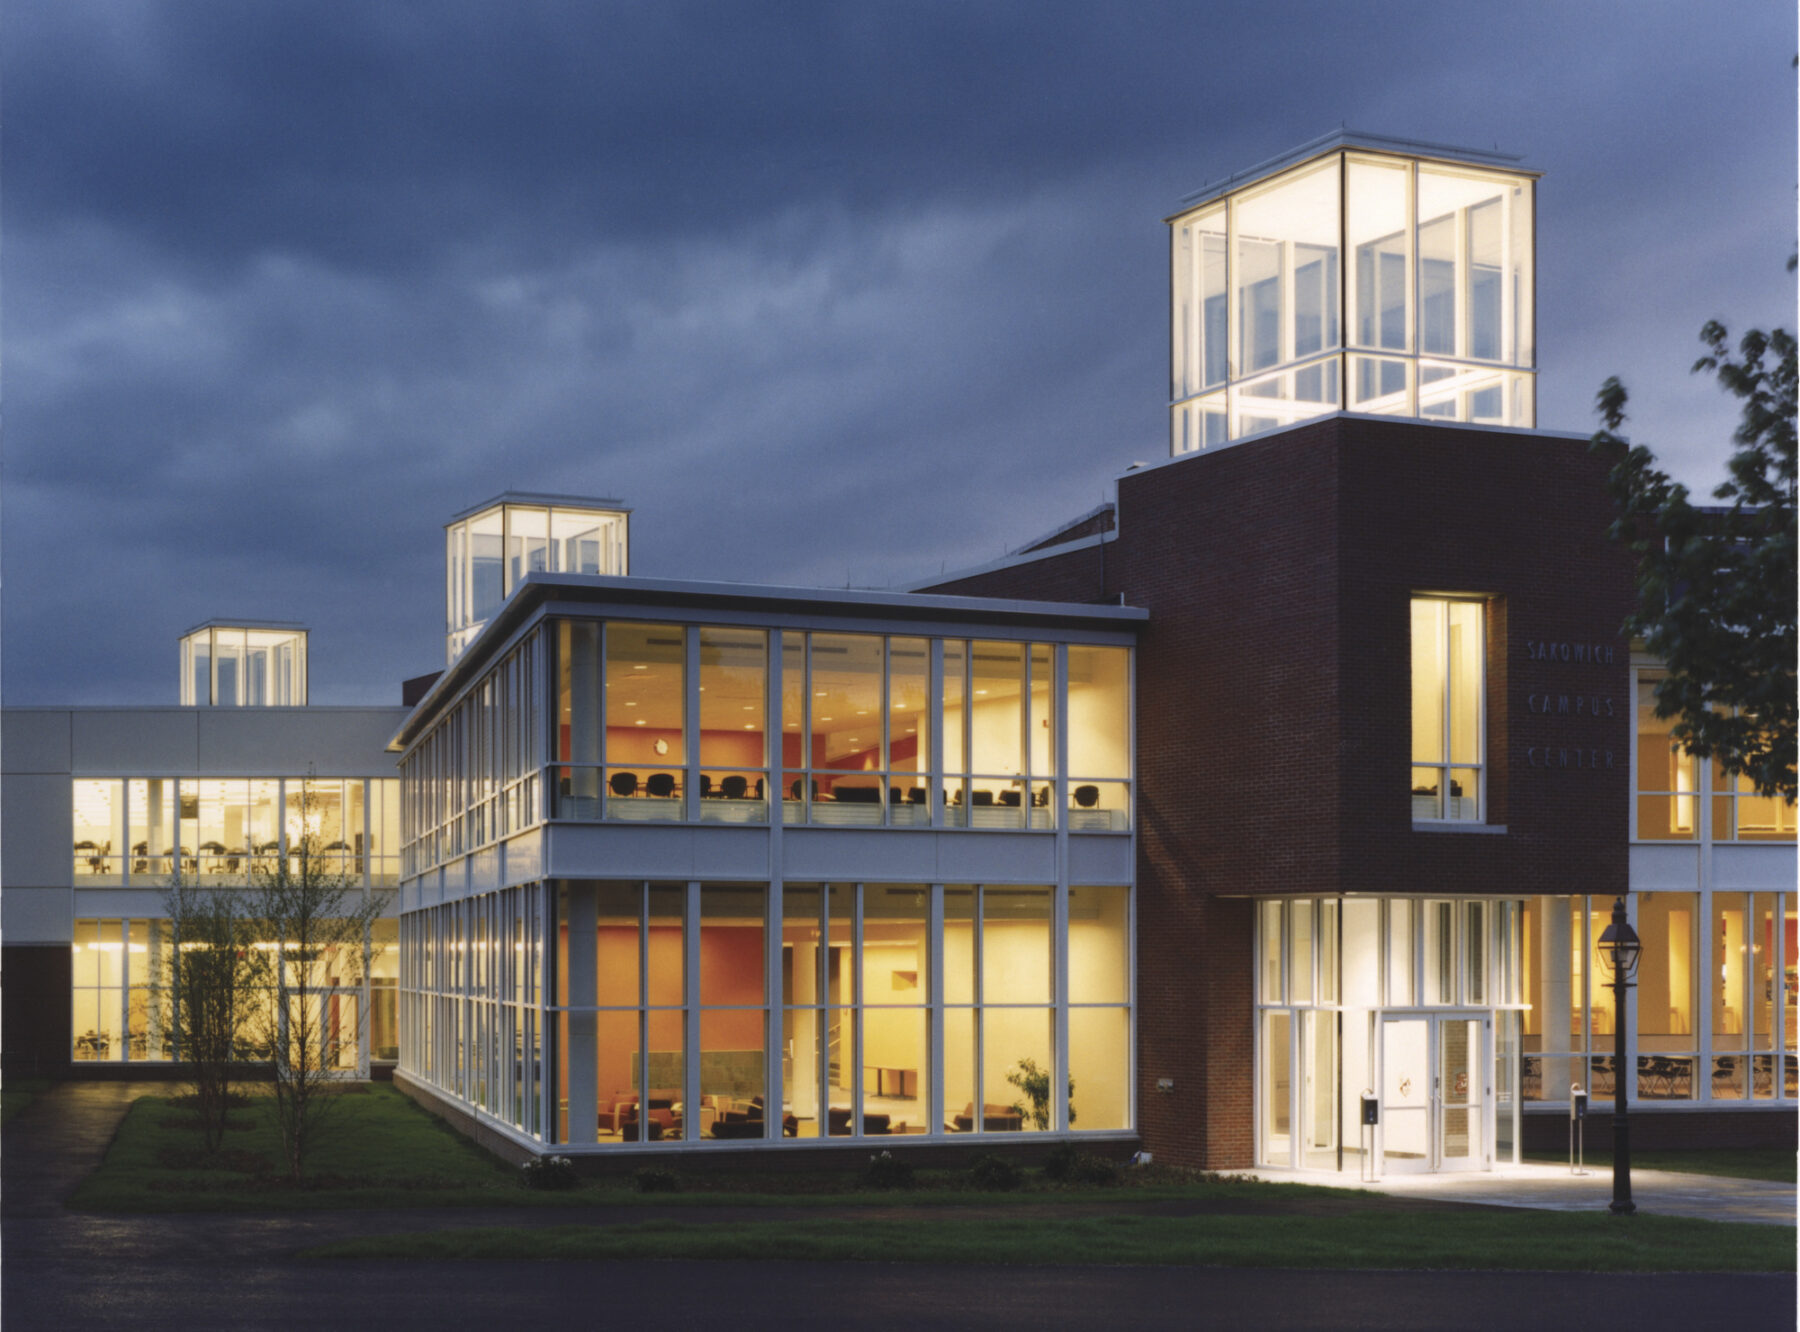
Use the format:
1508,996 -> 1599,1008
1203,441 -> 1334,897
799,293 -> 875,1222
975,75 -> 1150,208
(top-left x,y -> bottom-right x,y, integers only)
180,618 -> 309,635
392,573 -> 1146,750
448,492 -> 632,523
1169,129 -> 1540,219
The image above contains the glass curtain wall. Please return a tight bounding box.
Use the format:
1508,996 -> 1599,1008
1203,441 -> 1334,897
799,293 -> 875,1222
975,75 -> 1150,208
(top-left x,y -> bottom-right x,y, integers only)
414,877 -> 1131,1149
521,622 -> 1132,838
1171,147 -> 1534,453
74,914 -> 395,1068
74,778 -> 400,887
1522,893 -> 1798,1104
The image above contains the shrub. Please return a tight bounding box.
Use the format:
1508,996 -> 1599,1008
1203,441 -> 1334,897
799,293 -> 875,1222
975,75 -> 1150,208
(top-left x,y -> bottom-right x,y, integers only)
633,1167 -> 681,1193
1041,1142 -> 1082,1181
967,1152 -> 1022,1191
1069,1153 -> 1120,1186
864,1149 -> 914,1190
520,1155 -> 578,1191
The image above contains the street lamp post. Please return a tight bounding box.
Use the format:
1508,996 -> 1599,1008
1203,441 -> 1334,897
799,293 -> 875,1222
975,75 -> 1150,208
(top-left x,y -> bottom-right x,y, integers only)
1598,895 -> 1642,1216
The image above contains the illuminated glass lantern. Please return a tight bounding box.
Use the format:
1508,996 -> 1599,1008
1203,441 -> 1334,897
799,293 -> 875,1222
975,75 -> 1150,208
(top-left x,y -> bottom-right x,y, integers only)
1168,131 -> 1537,453
445,493 -> 631,663
179,621 -> 308,706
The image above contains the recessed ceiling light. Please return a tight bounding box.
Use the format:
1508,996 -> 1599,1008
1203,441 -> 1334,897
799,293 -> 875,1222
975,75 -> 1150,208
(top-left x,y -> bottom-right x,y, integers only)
905,728 -> 916,734
976,689 -> 988,695
855,710 -> 867,716
742,705 -> 754,711
634,720 -> 645,726
634,664 -> 647,671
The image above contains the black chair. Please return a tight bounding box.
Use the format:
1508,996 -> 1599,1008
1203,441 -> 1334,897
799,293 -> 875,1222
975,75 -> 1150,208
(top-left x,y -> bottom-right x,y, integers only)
1073,785 -> 1100,809
906,787 -> 926,804
753,778 -> 764,800
1032,787 -> 1049,806
698,774 -> 713,798
609,771 -> 638,797
998,790 -> 1021,807
971,790 -> 994,807
888,787 -> 903,804
837,785 -> 880,803
790,778 -> 805,801
721,775 -> 748,799
645,772 -> 676,798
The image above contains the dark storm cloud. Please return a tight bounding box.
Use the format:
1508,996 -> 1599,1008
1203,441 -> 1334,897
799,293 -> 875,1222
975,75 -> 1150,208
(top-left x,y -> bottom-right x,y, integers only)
4,1 -> 1793,704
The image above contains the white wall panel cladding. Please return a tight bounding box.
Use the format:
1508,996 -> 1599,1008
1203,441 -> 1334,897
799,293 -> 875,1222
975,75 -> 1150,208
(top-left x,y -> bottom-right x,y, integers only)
1628,845 -> 1701,891
2,774 -> 75,886
197,708 -> 409,774
1066,834 -> 1134,885
1712,845 -> 1798,891
70,711 -> 200,774
3,710 -> 73,773
1,886 -> 73,943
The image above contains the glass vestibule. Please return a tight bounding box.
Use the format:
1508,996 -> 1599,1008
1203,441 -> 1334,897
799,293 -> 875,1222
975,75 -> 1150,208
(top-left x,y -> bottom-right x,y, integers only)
1170,144 -> 1536,454
462,877 -> 1132,1148
1257,896 -> 1523,1173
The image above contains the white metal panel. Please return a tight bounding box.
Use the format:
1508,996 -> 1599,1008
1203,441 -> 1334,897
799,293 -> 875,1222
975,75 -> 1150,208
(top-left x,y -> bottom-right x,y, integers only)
469,845 -> 502,894
1,886 -> 74,943
935,832 -> 1059,884
502,830 -> 544,886
546,822 -> 711,881
1066,834 -> 1134,885
780,828 -> 940,881
198,708 -> 408,775
71,889 -> 172,917
1711,844 -> 1798,891
1628,843 -> 1701,891
2,774 -> 75,887
72,710 -> 199,774
2,710 -> 73,773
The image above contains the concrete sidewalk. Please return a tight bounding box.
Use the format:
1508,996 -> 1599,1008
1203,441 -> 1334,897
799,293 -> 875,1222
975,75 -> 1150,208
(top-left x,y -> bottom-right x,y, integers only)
1234,1161 -> 1797,1226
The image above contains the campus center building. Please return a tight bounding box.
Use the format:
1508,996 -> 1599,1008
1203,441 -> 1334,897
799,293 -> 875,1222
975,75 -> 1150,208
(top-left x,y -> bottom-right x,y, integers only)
3,134 -> 1793,1173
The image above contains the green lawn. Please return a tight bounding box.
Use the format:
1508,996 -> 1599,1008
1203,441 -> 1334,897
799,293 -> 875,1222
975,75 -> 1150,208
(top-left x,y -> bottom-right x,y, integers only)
303,1209 -> 1795,1273
1525,1147 -> 1796,1184
75,1085 -> 1332,1213
1,1077 -> 53,1127
70,1085 -> 526,1212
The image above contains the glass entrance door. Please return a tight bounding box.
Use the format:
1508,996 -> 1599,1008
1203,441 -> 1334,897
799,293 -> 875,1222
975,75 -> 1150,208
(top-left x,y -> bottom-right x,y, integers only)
1380,1017 -> 1431,1172
1379,1013 -> 1490,1173
1437,1016 -> 1484,1172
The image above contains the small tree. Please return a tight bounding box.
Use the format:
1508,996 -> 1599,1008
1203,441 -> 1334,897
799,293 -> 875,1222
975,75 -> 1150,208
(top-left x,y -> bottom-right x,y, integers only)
159,874 -> 267,1151
250,779 -> 390,1183
1006,1057 -> 1075,1132
1591,318 -> 1797,799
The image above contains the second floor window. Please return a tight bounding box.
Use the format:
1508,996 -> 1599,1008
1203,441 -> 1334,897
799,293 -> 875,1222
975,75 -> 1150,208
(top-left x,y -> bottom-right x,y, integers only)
1411,597 -> 1484,822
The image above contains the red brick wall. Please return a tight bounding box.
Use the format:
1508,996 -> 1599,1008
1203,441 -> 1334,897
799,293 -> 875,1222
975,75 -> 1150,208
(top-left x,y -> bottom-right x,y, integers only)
926,416 -> 1639,1170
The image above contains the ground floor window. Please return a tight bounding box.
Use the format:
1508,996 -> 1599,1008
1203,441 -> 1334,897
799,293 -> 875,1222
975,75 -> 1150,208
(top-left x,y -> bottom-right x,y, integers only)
1255,896 -> 1526,1174
400,878 -> 1133,1148
1521,892 -> 1797,1104
71,915 -> 397,1073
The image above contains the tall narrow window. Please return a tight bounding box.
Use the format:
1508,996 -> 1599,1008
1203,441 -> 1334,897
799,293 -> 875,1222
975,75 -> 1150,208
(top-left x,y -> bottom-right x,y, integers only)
1410,598 -> 1484,821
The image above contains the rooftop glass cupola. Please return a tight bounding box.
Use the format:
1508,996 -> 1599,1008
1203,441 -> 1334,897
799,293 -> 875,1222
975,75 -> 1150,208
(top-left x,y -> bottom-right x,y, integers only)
1168,131 -> 1537,454
179,621 -> 308,706
445,493 -> 630,663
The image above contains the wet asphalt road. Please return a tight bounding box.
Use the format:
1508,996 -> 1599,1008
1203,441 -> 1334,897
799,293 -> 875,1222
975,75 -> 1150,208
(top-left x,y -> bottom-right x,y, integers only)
4,1083 -> 1793,1330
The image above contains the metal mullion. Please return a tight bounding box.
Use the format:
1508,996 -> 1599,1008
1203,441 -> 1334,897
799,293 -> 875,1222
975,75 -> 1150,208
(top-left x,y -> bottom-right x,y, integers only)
852,884 -> 864,1134
636,881 -> 650,1144
973,884 -> 985,1131
930,883 -> 945,1137
929,640 -> 945,829
685,629 -> 701,822
685,881 -> 701,1141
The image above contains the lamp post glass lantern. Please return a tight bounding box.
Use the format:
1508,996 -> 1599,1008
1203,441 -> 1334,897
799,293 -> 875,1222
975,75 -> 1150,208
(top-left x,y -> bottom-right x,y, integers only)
1597,896 -> 1641,1215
